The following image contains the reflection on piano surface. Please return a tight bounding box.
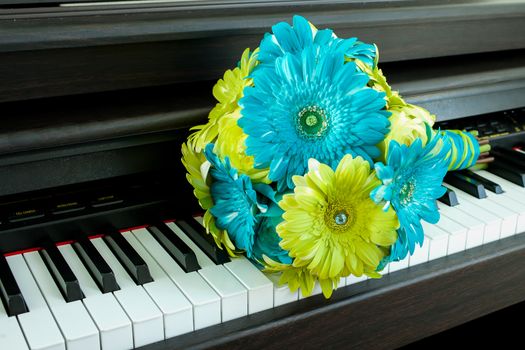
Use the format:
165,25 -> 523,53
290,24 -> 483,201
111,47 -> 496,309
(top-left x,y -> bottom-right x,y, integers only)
1,0 -> 525,349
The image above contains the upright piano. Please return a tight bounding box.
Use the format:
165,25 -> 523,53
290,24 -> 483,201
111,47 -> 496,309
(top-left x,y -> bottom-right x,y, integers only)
0,1 -> 524,349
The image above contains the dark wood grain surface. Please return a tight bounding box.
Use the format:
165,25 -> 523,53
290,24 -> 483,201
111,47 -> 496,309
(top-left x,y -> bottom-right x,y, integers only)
1,50 -> 524,157
0,0 -> 524,102
139,230 -> 525,350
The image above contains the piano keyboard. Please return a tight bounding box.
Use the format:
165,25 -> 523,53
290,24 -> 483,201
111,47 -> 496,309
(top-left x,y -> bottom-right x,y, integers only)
0,170 -> 524,350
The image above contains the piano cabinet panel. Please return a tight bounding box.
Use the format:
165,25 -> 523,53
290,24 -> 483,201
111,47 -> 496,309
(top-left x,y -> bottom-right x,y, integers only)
0,134 -> 189,196
401,299 -> 525,348
140,232 -> 525,350
1,1 -> 525,103
0,40 -> 229,104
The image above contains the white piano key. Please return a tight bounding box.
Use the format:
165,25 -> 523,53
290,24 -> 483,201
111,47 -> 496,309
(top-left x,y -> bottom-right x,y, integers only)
131,229 -> 221,330
267,273 -> 298,307
91,238 -> 164,348
7,254 -> 65,350
0,287 -> 29,350
477,170 -> 525,197
435,214 -> 468,254
437,202 -> 485,249
58,244 -> 133,350
165,223 -> 248,322
314,282 -> 324,296
408,237 -> 430,267
421,222 -> 449,260
388,255 -> 410,273
23,251 -> 99,350
346,274 -> 368,285
485,193 -> 525,233
442,187 -> 501,244
471,198 -> 517,238
448,184 -> 517,239
298,281 -> 323,299
193,216 -> 274,314
223,257 -> 274,313
339,277 -> 346,287
122,230 -> 194,337
477,171 -> 525,233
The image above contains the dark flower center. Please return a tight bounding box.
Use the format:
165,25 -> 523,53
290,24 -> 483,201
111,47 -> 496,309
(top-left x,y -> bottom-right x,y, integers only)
295,105 -> 328,140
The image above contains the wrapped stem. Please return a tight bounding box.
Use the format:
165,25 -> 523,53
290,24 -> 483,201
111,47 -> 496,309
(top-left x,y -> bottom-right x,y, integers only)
441,129 -> 481,171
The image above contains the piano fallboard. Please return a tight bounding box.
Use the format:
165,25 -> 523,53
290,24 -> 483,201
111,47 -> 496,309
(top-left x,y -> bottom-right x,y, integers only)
1,0 -> 525,103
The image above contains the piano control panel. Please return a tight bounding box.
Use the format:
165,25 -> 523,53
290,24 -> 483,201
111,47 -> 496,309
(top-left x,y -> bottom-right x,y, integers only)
3,191 -> 122,226
0,173 -> 195,256
437,107 -> 525,140
437,107 -> 525,189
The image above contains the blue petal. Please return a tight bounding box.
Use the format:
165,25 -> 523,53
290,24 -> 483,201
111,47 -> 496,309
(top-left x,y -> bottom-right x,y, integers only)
374,163 -> 394,181
373,131 -> 452,265
204,144 -> 270,257
240,43 -> 389,191
257,16 -> 376,70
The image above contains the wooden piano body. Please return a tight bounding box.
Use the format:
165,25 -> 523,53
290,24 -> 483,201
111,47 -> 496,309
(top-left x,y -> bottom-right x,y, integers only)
1,1 -> 525,349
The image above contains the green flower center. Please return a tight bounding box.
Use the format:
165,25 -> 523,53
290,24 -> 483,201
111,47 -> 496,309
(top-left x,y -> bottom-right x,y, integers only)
399,179 -> 416,205
295,105 -> 328,140
325,204 -> 354,233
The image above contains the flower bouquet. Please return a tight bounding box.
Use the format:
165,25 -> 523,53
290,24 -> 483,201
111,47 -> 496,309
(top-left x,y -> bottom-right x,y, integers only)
182,16 -> 480,298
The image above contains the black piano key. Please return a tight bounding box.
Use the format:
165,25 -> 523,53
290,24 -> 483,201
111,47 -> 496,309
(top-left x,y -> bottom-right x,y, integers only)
0,254 -> 28,316
73,237 -> 119,293
40,240 -> 84,302
148,223 -> 200,273
438,186 -> 459,207
176,218 -> 231,265
103,231 -> 153,285
461,170 -> 504,194
492,146 -> 525,168
444,172 -> 487,199
488,160 -> 525,187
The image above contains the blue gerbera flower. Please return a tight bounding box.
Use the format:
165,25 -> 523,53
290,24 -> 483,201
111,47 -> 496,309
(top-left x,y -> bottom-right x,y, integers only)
204,144 -> 273,257
252,193 -> 292,265
239,45 -> 390,191
259,15 -> 377,67
371,128 -> 452,265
